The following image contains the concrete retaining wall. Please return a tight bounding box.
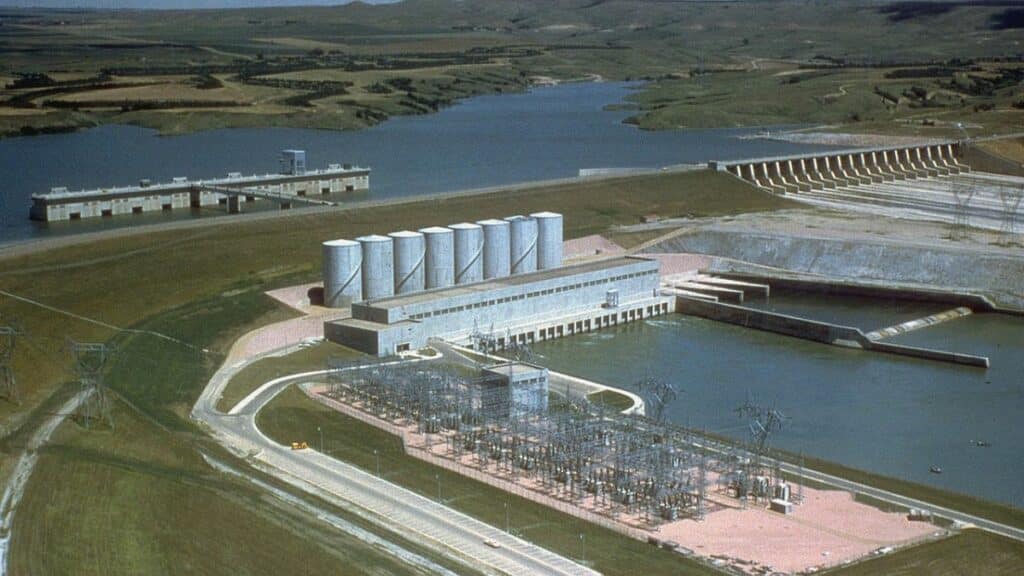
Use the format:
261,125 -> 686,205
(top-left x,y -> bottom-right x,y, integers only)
675,296 -> 864,346
712,274 -> 1000,312
646,230 -> 1024,310
675,296 -> 989,368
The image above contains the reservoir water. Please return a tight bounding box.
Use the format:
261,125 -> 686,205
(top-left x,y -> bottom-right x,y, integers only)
0,82 -> 835,244
531,300 -> 1024,508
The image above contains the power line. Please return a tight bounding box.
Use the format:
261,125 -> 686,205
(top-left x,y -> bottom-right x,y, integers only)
0,289 -> 202,351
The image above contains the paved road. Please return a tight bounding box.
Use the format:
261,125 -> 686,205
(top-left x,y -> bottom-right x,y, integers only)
194,357 -> 599,576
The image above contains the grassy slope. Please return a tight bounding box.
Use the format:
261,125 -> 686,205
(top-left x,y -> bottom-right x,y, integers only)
585,389 -> 635,412
216,341 -> 357,413
978,137 -> 1024,164
825,529 -> 1024,576
0,169 -> 783,575
8,289 -> 469,576
628,64 -> 1024,137
258,386 -> 719,576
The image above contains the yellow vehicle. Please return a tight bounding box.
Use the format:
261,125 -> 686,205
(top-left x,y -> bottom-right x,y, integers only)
291,441 -> 309,450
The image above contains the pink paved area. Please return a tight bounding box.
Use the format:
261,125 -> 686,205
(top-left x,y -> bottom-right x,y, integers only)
223,287 -> 349,365
661,484 -> 937,574
644,252 -> 712,277
564,234 -> 625,259
305,386 -> 941,575
265,282 -> 326,314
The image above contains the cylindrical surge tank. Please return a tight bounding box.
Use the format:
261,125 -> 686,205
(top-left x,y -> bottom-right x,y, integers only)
530,211 -> 563,270
357,235 -> 394,299
419,226 -> 454,289
389,230 -> 425,295
450,222 -> 483,284
322,239 -> 362,307
477,219 -> 511,279
505,215 -> 538,275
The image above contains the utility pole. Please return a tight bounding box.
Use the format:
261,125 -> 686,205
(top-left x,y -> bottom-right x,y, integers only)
951,122 -> 976,240
998,180 -> 1023,245
504,500 -> 510,533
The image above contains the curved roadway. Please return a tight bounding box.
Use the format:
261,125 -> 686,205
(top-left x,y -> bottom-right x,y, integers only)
194,353 -> 599,576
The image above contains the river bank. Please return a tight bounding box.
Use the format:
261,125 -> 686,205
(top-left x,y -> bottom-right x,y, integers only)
0,82 -> 837,244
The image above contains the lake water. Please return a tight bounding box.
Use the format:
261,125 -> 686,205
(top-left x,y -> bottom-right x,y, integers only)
531,300 -> 1024,508
0,82 -> 835,244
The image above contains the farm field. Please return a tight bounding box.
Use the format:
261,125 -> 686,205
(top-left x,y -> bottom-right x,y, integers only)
1,1 -> 1021,137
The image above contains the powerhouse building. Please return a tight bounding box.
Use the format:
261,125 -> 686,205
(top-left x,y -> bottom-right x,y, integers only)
31,150 -> 369,222
325,256 -> 669,356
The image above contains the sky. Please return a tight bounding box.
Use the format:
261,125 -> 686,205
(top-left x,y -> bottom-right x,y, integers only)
0,1 -> 399,8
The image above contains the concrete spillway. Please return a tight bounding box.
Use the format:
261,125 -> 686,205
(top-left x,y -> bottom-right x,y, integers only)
712,142 -> 1024,233
714,142 -> 968,196
864,307 -> 974,341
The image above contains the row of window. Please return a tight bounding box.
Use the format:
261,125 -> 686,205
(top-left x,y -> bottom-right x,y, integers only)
406,269 -> 657,321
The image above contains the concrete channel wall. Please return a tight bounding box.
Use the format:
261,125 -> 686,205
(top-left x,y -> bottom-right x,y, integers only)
647,230 -> 1024,310
675,296 -> 990,368
712,274 -> 1005,313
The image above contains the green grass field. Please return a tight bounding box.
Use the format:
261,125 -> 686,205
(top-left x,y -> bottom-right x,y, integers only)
585,389 -> 636,412
627,64 -> 1024,138
215,341 -> 357,413
825,529 -> 1024,576
8,288 -> 472,576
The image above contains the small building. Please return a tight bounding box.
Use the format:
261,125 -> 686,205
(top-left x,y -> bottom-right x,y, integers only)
770,498 -> 793,514
482,361 -> 549,417
280,149 -> 307,175
31,152 -> 369,222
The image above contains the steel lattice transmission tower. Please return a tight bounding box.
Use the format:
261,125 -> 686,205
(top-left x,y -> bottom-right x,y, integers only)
998,182 -> 1023,245
735,396 -> 787,482
504,328 -> 536,364
0,326 -> 20,404
470,320 -> 498,358
636,375 -> 678,423
951,175 -> 976,241
68,340 -> 115,429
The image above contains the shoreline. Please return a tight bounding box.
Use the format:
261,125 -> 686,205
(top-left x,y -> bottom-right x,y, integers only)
0,164 -> 702,262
